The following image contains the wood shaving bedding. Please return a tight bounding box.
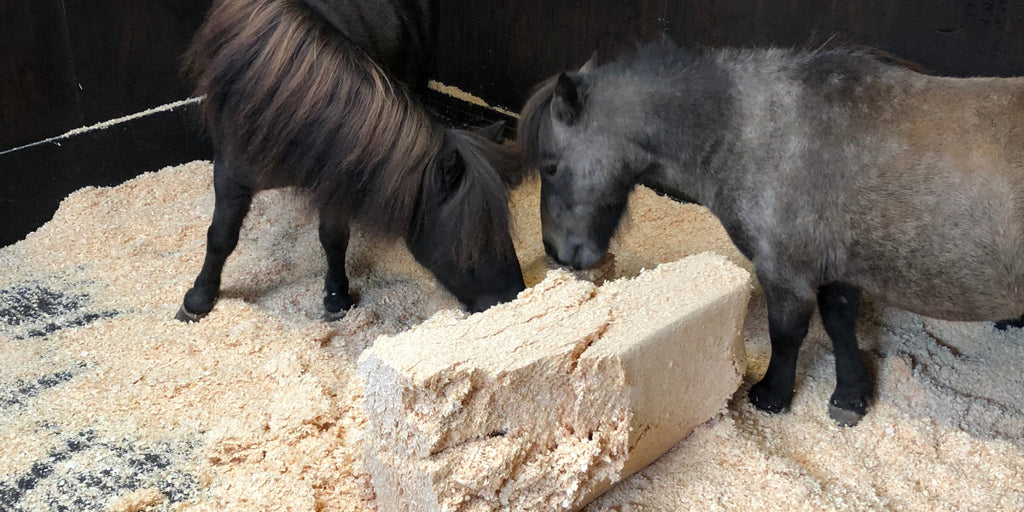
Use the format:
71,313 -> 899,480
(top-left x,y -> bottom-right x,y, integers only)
0,161 -> 1020,511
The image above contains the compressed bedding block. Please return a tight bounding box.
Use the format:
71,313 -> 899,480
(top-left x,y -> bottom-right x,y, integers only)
358,252 -> 752,512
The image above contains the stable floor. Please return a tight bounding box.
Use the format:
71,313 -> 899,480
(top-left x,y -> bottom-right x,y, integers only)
1,160 -> 1022,511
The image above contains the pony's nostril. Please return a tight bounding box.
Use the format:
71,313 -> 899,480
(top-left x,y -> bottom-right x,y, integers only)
569,242 -> 603,270
571,244 -> 587,270
544,238 -> 579,267
561,242 -> 585,268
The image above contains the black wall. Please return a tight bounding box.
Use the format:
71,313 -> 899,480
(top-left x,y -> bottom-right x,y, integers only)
0,0 -> 213,247
435,0 -> 1024,111
3,0 -> 1023,246
0,0 -> 208,151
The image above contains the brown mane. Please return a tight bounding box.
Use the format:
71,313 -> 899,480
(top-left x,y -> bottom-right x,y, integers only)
186,0 -> 452,240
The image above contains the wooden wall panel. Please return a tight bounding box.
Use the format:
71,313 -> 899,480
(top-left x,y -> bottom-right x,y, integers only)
668,0 -> 1024,77
434,0 -> 655,111
63,0 -> 210,125
433,0 -> 1024,111
0,0 -> 83,150
0,0 -> 210,152
0,103 -> 211,248
5,0 -> 1021,151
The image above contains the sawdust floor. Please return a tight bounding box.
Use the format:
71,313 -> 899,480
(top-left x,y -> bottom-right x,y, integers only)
1,160 -> 1022,511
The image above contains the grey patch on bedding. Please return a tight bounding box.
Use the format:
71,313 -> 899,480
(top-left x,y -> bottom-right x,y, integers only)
0,283 -> 117,340
0,363 -> 89,411
0,430 -> 202,511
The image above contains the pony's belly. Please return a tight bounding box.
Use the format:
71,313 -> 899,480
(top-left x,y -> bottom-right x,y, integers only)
847,264 -> 1023,322
842,168 -> 1024,321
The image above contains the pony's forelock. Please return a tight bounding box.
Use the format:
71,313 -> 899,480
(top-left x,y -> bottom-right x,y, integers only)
517,75 -> 560,167
429,129 -> 519,266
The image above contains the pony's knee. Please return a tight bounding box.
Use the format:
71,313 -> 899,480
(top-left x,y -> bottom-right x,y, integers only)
205,230 -> 239,258
766,308 -> 813,351
761,280 -> 816,340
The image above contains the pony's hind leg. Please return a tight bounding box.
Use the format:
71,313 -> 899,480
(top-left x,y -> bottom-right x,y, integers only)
818,282 -> 873,426
176,158 -> 254,322
994,314 -> 1024,330
318,208 -> 354,321
748,283 -> 814,414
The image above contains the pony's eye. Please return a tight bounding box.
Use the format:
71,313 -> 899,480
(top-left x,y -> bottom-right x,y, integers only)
540,164 -> 557,178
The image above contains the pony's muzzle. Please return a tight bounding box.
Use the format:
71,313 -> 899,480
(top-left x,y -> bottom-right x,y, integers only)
544,236 -> 604,270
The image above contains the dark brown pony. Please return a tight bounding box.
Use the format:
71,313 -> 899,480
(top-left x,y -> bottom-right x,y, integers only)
177,0 -> 525,322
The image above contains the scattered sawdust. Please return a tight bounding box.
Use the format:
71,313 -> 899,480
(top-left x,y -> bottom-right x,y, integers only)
1,160 -> 1022,511
0,98 -> 202,156
107,488 -> 166,512
427,80 -> 519,118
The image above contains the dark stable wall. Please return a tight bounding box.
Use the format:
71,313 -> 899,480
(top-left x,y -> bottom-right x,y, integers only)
0,0 -> 213,248
0,0 -> 209,151
4,0 -> 1023,152
2,0 -> 1023,246
434,0 -> 1024,111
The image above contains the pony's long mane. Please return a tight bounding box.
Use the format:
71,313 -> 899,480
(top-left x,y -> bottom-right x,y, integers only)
186,0 -> 447,238
421,128 -> 520,265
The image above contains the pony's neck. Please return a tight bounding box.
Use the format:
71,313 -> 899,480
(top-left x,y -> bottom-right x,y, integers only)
627,56 -> 733,208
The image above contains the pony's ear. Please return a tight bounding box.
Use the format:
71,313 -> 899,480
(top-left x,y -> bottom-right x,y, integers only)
551,73 -> 584,125
476,120 -> 507,144
579,52 -> 598,73
436,144 -> 466,194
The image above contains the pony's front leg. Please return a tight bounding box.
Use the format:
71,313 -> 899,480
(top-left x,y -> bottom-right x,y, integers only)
748,282 -> 814,414
318,208 -> 354,321
176,159 -> 254,322
818,282 -> 873,426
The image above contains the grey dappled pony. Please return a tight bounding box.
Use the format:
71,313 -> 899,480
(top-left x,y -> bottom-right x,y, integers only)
519,41 -> 1024,426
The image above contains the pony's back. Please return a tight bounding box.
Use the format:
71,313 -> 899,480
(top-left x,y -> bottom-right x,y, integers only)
681,47 -> 1024,318
300,0 -> 438,87
698,47 -> 1024,318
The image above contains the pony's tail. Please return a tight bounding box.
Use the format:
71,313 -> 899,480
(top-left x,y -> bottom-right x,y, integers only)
184,0 -> 441,233
432,128 -> 521,265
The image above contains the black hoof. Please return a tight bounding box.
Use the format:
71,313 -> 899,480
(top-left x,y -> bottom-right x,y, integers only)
828,404 -> 865,427
323,308 -> 350,322
994,315 -> 1024,330
748,382 -> 792,414
828,390 -> 871,427
175,305 -> 206,323
323,291 -> 354,322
